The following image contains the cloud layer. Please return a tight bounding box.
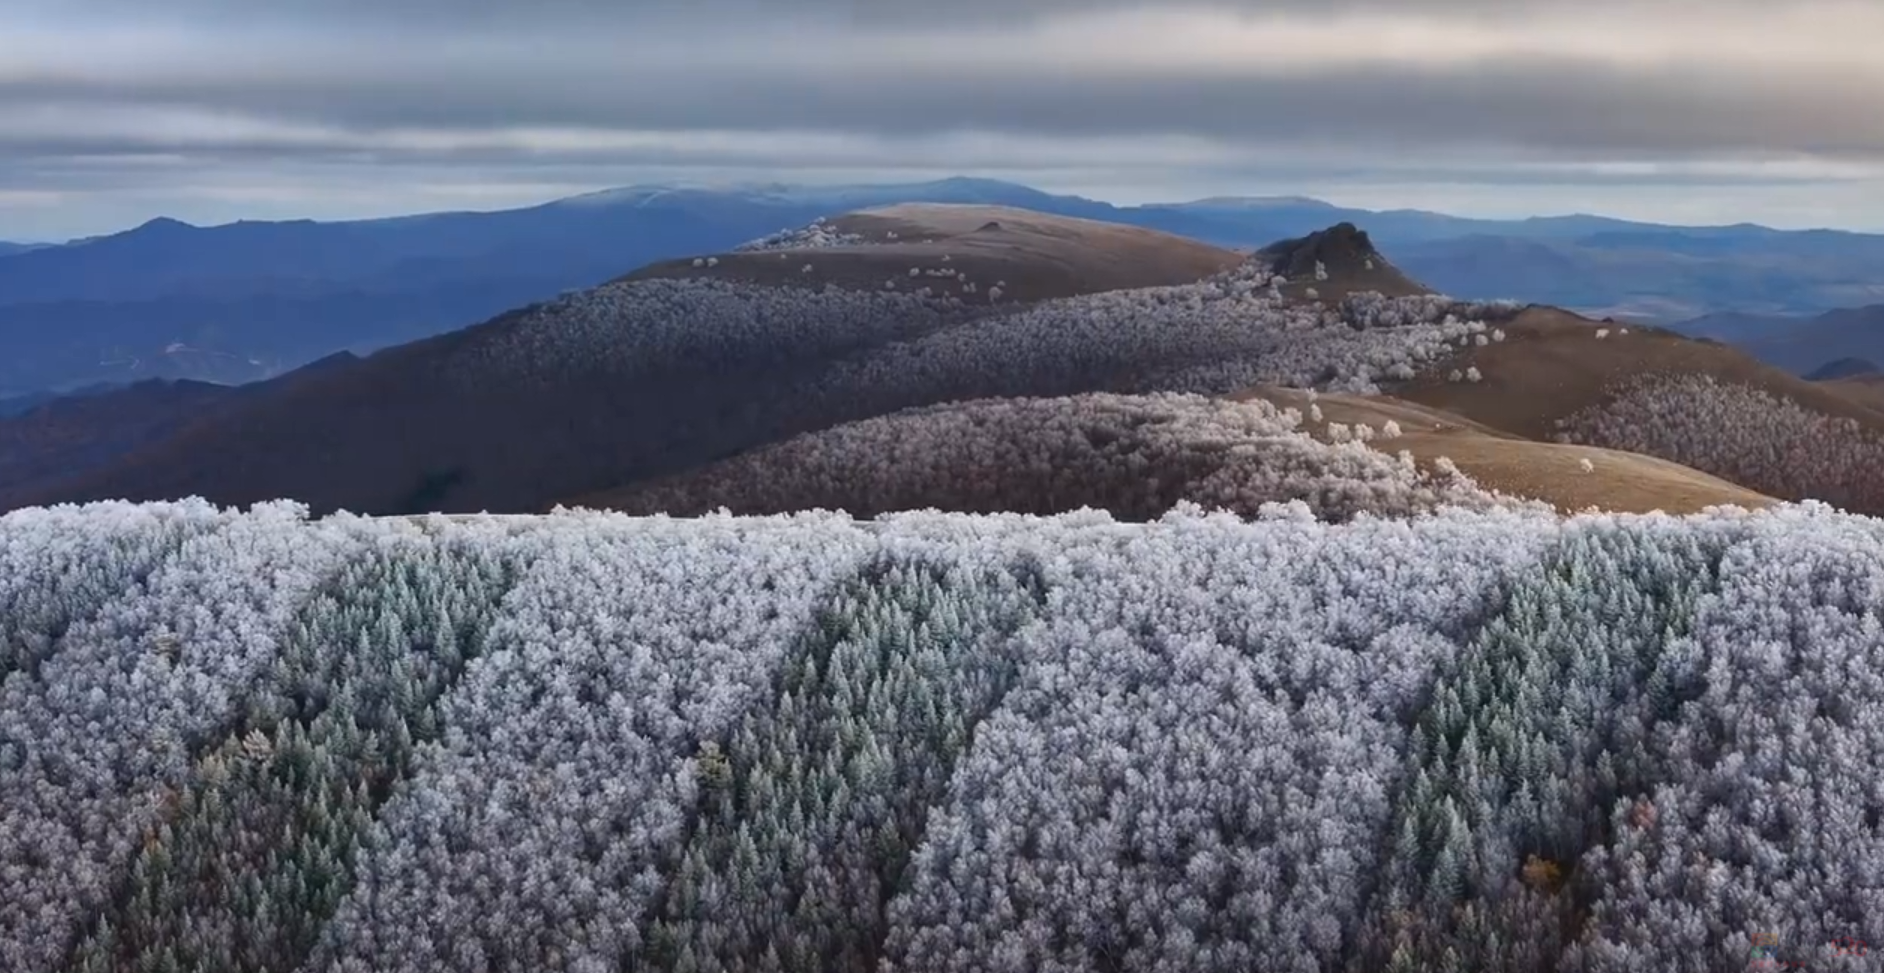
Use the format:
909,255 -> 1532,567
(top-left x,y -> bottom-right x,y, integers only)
3,0 -> 1881,238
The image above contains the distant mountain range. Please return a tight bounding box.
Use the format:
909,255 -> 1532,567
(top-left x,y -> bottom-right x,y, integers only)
6,175 -> 1884,396
1804,357 -> 1881,381
1669,304 -> 1884,376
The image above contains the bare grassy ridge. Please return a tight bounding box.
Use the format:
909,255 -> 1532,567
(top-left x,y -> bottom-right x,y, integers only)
1382,305 -> 1884,514
623,203 -> 1249,305
571,392 -> 1539,521
1392,305 -> 1884,441
577,381 -> 1770,521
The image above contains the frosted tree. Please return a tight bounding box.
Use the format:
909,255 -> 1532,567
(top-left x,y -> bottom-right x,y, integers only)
0,499 -> 1878,972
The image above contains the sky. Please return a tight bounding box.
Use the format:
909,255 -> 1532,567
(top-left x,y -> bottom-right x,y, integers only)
3,0 -> 1883,240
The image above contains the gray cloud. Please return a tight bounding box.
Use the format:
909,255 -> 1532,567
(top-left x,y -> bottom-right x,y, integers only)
11,0 -> 1800,28
6,58 -> 1879,160
3,0 -> 1882,237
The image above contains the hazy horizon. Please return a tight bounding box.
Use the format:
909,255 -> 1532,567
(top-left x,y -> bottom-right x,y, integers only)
6,0 -> 1883,240
7,174 -> 1883,244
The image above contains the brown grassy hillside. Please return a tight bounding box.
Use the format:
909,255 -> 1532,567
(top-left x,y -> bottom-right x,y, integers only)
1825,373 -> 1884,412
621,203 -> 1246,303
1387,306 -> 1884,514
1228,387 -> 1773,515
1390,306 -> 1884,440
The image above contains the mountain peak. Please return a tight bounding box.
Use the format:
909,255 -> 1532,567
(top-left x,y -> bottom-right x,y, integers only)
1259,222 -> 1381,277
1184,195 -> 1335,210
1252,221 -> 1433,298
131,216 -> 197,234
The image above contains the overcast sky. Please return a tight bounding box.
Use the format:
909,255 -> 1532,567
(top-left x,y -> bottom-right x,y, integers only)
4,0 -> 1882,240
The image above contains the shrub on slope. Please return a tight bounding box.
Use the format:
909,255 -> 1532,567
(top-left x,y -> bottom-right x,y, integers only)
732,217 -> 871,252
577,392 -> 1539,520
1554,373 -> 1884,515
2,501 -> 1880,971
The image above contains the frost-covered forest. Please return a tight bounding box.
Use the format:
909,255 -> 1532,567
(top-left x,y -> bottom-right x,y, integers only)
474,262 -> 1511,399
3,498 -> 1881,972
592,392 -> 1536,520
1555,373 -> 1884,514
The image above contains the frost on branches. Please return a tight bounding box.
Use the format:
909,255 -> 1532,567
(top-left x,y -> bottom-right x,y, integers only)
597,392 -> 1542,521
462,262 -> 1506,402
0,499 -> 1880,973
732,217 -> 871,252
1554,373 -> 1884,516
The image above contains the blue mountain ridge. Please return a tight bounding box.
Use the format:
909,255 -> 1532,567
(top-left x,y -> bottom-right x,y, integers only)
4,176 -> 1881,396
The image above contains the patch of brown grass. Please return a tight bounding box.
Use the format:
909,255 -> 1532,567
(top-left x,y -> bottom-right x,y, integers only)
621,204 -> 1246,303
1230,386 -> 1774,515
1824,373 -> 1884,413
1390,306 -> 1884,441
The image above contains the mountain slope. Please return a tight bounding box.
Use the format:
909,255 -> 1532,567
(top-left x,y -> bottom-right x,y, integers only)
12,207 -> 1879,522
622,203 -> 1246,302
1387,306 -> 1884,512
0,180 -> 1109,306
0,276 -> 598,396
573,388 -> 1768,518
9,177 -> 1884,395
1824,373 -> 1884,412
0,352 -> 359,498
1673,304 -> 1884,375
570,392 -> 1536,520
0,212 -> 1509,517
1254,222 -> 1430,300
0,383 -> 122,418
1390,306 -> 1884,440
1235,386 -> 1773,514
0,379 -> 233,498
0,180 -> 1114,393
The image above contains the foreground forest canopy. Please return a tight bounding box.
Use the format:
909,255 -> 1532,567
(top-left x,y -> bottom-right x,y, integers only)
1,499 -> 1880,972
